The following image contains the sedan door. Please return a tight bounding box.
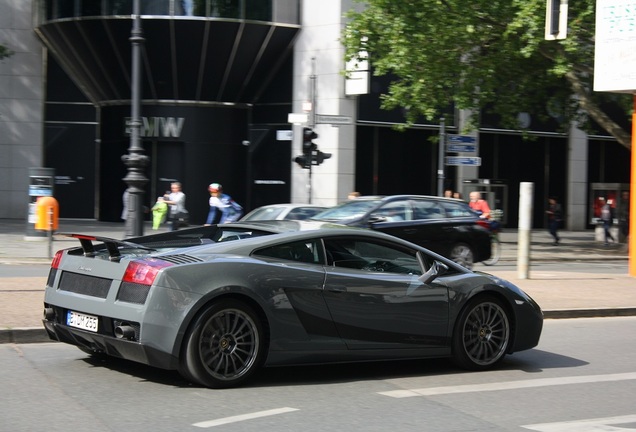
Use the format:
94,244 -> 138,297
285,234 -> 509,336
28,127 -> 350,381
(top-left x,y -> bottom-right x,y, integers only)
321,237 -> 449,350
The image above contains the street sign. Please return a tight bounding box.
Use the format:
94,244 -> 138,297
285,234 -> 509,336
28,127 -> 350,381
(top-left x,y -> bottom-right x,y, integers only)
445,156 -> 481,166
316,114 -> 353,125
447,144 -> 476,153
287,113 -> 308,124
276,130 -> 292,141
447,134 -> 476,144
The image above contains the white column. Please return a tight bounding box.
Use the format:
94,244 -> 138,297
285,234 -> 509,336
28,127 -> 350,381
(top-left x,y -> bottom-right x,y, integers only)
291,0 -> 356,206
567,122 -> 589,230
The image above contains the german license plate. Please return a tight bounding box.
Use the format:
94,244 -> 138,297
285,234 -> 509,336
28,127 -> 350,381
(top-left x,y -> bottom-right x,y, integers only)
66,310 -> 98,332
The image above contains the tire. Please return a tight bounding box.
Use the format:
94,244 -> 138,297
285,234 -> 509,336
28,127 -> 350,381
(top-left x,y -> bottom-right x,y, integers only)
482,237 -> 501,266
179,299 -> 264,388
452,296 -> 511,370
449,243 -> 474,269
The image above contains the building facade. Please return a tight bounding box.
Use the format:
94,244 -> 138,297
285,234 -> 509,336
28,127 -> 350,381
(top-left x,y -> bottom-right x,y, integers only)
0,0 -> 630,231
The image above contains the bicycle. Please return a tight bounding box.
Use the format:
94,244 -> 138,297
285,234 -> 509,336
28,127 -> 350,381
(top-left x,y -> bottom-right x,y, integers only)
482,209 -> 503,266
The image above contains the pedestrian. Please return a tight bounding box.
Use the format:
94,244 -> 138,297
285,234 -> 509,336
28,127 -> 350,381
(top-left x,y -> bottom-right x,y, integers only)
348,191 -> 360,200
599,197 -> 615,246
468,191 -> 491,219
163,182 -> 188,231
151,196 -> 168,230
453,191 -> 463,200
618,190 -> 630,243
205,183 -> 243,225
444,189 -> 453,198
546,196 -> 563,246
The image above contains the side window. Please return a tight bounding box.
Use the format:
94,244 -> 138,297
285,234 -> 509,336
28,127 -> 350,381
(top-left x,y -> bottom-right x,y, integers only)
253,240 -> 323,264
412,200 -> 444,220
441,201 -> 474,218
372,201 -> 410,221
286,207 -> 319,220
324,238 -> 422,275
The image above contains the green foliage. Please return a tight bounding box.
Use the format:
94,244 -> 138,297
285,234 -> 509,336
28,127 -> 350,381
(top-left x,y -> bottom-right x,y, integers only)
343,0 -> 631,144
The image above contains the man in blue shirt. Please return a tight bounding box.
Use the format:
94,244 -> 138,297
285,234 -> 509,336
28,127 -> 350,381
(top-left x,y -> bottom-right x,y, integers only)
205,183 -> 243,225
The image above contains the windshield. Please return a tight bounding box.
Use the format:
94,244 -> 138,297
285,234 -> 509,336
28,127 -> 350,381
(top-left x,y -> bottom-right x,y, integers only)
311,200 -> 381,221
242,207 -> 286,221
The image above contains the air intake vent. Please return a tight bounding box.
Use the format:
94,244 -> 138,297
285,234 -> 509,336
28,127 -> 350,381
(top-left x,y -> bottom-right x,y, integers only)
158,254 -> 204,265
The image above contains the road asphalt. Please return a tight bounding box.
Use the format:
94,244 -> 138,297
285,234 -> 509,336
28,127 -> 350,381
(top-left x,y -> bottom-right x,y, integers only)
0,218 -> 634,344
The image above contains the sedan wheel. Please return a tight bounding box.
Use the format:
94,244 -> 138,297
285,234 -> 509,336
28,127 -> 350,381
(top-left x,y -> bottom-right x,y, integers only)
450,243 -> 474,269
452,296 -> 510,370
179,299 -> 264,388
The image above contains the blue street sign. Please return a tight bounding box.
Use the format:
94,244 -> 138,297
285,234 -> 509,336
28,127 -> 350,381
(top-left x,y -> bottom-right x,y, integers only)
445,156 -> 482,166
447,134 -> 476,144
447,144 -> 476,153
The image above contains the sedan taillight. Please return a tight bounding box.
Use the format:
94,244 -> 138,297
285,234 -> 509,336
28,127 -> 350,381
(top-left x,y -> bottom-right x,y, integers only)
122,258 -> 174,286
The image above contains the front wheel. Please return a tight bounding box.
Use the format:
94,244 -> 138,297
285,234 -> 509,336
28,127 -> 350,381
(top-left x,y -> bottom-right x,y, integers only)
179,299 -> 264,388
452,296 -> 511,370
449,243 -> 474,269
482,237 -> 501,266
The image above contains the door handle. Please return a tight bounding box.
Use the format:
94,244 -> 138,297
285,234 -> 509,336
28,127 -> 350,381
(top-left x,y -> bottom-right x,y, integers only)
326,285 -> 347,293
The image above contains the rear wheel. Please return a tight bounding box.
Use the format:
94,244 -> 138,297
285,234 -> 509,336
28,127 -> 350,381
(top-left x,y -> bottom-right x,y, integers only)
452,296 -> 511,370
449,243 -> 474,269
179,299 -> 264,388
482,237 -> 501,266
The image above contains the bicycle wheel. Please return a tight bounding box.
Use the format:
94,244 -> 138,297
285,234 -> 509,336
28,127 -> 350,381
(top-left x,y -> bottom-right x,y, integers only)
482,237 -> 501,266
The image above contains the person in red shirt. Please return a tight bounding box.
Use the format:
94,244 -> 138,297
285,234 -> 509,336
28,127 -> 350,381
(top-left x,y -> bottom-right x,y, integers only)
469,191 -> 491,219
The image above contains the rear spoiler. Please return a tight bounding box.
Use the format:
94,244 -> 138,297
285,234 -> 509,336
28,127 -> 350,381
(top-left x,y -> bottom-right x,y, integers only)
57,233 -> 155,260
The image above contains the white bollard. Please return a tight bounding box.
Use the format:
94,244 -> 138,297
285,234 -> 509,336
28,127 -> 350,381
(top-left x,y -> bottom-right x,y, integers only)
517,182 -> 534,279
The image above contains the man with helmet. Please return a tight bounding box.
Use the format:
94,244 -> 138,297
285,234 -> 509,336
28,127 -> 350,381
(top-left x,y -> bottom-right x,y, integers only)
205,183 -> 243,225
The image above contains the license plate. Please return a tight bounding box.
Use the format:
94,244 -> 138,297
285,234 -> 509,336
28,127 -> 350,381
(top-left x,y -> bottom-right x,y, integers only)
66,310 -> 99,332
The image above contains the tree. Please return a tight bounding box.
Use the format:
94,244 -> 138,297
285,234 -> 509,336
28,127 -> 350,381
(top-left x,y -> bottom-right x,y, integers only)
343,0 -> 632,150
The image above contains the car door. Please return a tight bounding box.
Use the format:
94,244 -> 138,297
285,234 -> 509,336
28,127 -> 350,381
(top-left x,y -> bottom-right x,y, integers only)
321,237 -> 449,350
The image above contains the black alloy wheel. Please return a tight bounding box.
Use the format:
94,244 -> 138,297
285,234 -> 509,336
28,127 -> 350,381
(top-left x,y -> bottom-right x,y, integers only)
179,299 -> 264,388
452,296 -> 511,370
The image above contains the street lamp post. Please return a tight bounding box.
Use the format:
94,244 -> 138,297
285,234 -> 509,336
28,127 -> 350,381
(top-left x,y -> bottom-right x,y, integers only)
122,0 -> 148,237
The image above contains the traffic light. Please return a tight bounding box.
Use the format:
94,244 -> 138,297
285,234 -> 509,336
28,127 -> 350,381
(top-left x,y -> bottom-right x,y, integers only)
294,154 -> 310,169
302,127 -> 317,155
314,150 -> 331,165
295,127 -> 331,168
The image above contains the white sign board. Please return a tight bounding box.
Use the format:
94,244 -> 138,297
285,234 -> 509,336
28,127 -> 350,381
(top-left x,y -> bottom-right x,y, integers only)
593,0 -> 636,92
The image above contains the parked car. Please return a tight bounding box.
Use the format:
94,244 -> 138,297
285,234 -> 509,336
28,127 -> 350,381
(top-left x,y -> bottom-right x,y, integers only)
42,222 -> 542,388
310,195 -> 492,269
241,203 -> 327,221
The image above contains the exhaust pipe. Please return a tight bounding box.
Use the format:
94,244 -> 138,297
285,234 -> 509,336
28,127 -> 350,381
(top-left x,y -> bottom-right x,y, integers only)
43,307 -> 55,321
114,325 -> 136,340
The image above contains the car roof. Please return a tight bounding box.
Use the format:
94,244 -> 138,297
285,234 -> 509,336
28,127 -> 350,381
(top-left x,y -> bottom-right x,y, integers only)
351,195 -> 465,203
171,226 -> 415,256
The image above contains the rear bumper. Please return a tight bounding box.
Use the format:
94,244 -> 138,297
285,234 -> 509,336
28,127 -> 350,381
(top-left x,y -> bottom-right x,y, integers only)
43,319 -> 179,370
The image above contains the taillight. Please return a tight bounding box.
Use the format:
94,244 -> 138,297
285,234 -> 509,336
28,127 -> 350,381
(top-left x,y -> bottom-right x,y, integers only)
51,250 -> 63,269
122,258 -> 174,286
476,219 -> 491,230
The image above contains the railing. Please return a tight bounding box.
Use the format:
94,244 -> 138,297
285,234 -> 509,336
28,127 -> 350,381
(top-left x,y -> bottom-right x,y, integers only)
36,0 -> 298,24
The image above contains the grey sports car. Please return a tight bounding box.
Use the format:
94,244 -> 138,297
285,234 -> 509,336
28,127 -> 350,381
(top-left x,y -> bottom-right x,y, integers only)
42,221 -> 543,388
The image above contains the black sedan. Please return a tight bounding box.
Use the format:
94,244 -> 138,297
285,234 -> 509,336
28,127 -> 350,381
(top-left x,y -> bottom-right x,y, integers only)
311,195 -> 492,268
42,222 -> 542,388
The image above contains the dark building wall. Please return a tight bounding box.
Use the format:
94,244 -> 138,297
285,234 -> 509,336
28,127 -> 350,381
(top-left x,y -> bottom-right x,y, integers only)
99,104 -> 250,223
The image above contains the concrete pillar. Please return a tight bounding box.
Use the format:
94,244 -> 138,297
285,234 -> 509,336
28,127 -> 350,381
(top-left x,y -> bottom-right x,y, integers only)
567,122 -> 589,230
291,0 -> 356,206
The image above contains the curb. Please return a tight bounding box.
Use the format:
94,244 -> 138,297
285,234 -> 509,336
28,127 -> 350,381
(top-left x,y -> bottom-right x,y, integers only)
4,307 -> 636,344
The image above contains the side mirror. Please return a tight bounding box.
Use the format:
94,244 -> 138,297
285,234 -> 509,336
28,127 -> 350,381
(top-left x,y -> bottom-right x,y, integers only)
418,257 -> 448,284
367,215 -> 388,224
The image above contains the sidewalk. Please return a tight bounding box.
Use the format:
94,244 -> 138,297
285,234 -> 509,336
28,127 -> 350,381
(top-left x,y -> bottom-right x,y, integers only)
1,218 -> 634,344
